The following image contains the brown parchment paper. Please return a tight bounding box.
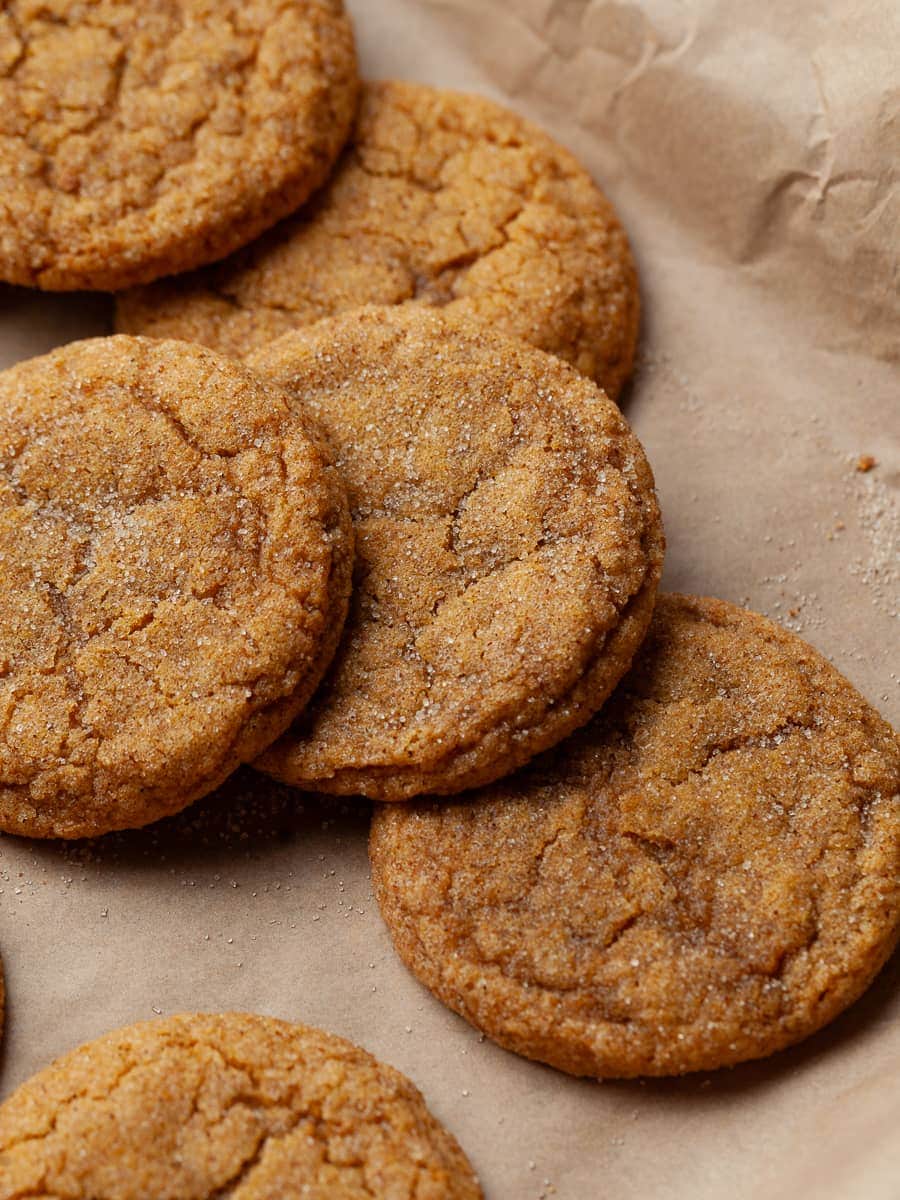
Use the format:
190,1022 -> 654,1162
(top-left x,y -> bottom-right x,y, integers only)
0,1 -> 898,1196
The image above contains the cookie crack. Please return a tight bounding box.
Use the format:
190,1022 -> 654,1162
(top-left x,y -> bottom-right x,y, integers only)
48,50 -> 129,176
0,1053 -> 160,1159
620,829 -> 676,863
131,383 -> 242,463
663,719 -> 817,790
204,1129 -> 271,1199
529,822 -> 568,889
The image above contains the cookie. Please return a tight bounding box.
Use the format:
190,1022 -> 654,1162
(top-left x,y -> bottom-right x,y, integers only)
116,79 -> 639,399
252,306 -> 663,801
0,1011 -> 482,1198
0,335 -> 353,839
0,1 -> 358,290
370,594 -> 900,1078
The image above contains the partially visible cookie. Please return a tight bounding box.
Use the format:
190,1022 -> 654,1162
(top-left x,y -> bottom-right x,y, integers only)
117,79 -> 639,399
0,1 -> 358,290
0,335 -> 353,838
252,306 -> 663,801
0,1012 -> 482,1198
370,594 -> 900,1077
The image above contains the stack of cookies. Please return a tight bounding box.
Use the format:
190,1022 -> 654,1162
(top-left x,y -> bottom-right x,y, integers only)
0,3 -> 896,1196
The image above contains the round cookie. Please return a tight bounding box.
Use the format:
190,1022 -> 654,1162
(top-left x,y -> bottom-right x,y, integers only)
0,335 -> 353,839
0,1012 -> 482,1198
370,594 -> 900,1078
252,306 -> 663,801
0,1 -> 358,290
116,79 -> 639,399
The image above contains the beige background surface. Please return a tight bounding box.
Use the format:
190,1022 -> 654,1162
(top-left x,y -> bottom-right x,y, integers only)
0,1 -> 898,1196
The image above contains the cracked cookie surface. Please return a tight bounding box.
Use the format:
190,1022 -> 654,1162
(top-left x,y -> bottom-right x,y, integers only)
117,79 -> 638,399
0,335 -> 353,839
370,594 -> 900,1077
0,1011 -> 482,1199
0,0 -> 358,290
251,306 -> 663,801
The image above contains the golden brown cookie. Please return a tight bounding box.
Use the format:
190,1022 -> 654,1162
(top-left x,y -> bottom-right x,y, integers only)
0,1 -> 358,290
252,306 -> 663,801
0,1011 -> 482,1198
0,335 -> 353,839
370,594 -> 900,1078
117,79 -> 639,399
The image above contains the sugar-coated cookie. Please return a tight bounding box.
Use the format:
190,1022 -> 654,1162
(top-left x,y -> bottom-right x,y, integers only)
0,1012 -> 482,1198
370,594 -> 900,1077
253,305 -> 663,800
0,1 -> 358,290
0,335 -> 353,838
117,80 -> 639,398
